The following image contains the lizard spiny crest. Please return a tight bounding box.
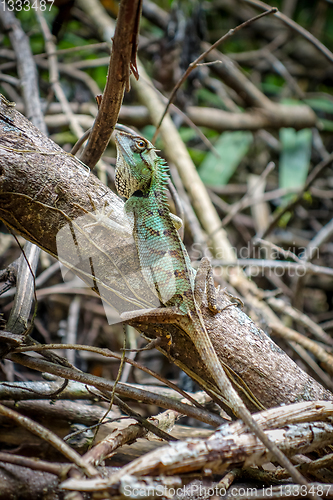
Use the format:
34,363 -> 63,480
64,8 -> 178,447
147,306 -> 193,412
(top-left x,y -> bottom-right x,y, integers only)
115,131 -> 169,202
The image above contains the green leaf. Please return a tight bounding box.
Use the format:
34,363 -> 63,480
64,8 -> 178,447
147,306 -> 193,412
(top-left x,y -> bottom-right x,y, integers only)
196,87 -> 226,108
178,127 -> 197,143
304,97 -> 333,114
51,132 -> 77,144
316,119 -> 333,132
279,128 -> 312,202
188,148 -> 206,165
198,131 -> 253,186
278,211 -> 292,228
281,97 -> 333,115
89,66 -> 107,89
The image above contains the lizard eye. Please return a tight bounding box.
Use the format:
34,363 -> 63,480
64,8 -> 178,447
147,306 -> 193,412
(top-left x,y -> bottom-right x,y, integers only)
135,139 -> 146,151
141,167 -> 150,176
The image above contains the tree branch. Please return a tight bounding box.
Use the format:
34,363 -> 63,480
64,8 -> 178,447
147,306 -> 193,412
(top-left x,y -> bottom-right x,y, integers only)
80,0 -> 142,168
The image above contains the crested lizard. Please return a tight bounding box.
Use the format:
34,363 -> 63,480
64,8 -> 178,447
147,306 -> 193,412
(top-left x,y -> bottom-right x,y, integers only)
113,130 -> 314,492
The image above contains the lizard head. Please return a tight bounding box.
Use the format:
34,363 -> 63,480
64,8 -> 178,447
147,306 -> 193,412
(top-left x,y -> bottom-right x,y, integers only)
114,131 -> 157,199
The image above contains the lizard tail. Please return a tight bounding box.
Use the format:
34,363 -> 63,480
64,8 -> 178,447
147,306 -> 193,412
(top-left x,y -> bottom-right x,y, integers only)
189,310 -> 244,415
189,312 -> 315,494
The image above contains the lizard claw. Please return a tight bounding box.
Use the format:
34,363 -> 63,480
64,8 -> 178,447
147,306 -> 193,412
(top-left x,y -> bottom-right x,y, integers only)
84,203 -> 113,229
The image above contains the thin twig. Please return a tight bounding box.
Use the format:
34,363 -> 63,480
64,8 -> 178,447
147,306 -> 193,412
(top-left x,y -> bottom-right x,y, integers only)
254,238 -> 300,263
0,404 -> 98,477
152,7 -> 277,142
35,41 -> 109,59
8,353 -> 223,426
260,152 -> 333,239
210,258 -> 333,277
146,79 -> 220,156
80,0 -> 142,168
221,162 -> 275,228
36,7 -> 85,140
300,218 -> 333,264
0,451 -> 63,475
243,0 -> 333,64
13,343 -> 205,409
269,323 -> 333,375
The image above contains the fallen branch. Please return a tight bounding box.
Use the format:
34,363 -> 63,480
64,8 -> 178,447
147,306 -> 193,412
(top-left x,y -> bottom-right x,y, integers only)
60,401 -> 333,491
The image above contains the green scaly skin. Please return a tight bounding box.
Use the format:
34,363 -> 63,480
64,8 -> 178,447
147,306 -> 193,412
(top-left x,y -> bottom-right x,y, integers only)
113,130 -> 314,493
115,130 -> 229,395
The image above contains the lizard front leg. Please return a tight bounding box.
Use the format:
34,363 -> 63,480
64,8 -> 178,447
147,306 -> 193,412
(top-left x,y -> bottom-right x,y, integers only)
169,213 -> 183,231
121,307 -> 184,323
84,202 -> 132,237
194,257 -> 242,313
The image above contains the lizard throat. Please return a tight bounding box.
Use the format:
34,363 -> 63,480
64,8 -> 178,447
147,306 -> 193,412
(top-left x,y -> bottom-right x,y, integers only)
132,189 -> 147,198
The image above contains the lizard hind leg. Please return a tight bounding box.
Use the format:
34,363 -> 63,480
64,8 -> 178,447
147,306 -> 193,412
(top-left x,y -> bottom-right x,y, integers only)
194,257 -> 240,315
194,257 -> 211,308
194,257 -> 221,313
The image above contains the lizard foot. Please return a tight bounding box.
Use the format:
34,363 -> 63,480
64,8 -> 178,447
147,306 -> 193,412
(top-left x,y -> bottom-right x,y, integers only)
120,309 -> 176,359
121,338 -> 162,352
208,287 -> 244,315
223,289 -> 244,309
84,202 -> 113,229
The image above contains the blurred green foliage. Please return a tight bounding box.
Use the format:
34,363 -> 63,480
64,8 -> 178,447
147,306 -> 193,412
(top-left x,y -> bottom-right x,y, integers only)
199,131 -> 253,186
279,128 -> 312,201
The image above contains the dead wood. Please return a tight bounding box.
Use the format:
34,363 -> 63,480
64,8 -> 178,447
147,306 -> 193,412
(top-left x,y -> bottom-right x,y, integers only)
60,401 -> 333,491
0,462 -> 59,500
